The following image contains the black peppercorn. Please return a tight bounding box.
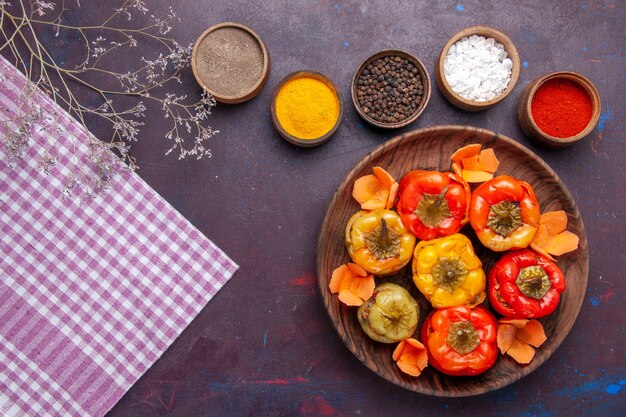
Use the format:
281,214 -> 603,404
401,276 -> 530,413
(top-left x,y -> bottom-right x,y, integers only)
356,55 -> 424,124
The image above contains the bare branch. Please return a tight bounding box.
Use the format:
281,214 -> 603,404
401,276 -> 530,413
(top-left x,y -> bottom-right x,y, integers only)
0,0 -> 218,201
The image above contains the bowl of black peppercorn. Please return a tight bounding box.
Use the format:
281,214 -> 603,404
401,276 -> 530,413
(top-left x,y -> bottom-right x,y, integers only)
351,50 -> 431,129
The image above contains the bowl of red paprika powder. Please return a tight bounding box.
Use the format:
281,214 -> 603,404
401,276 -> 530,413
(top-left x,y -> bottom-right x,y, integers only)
517,71 -> 601,148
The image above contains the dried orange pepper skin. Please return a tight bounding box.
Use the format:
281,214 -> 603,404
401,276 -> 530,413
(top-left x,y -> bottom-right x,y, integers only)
488,249 -> 566,319
396,170 -> 471,240
421,306 -> 498,376
469,176 -> 541,251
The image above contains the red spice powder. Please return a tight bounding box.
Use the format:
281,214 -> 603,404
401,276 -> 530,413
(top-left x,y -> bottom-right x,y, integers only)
531,78 -> 593,138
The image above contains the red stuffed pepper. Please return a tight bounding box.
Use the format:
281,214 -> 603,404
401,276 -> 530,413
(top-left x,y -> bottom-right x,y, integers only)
469,175 -> 541,252
488,249 -> 566,319
396,170 -> 471,241
421,305 -> 498,376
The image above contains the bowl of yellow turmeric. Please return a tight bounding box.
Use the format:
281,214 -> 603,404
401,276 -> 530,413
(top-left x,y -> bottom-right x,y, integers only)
270,70 -> 343,147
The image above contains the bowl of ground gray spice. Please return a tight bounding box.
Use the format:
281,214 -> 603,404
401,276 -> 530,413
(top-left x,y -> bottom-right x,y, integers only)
436,26 -> 520,111
192,22 -> 270,104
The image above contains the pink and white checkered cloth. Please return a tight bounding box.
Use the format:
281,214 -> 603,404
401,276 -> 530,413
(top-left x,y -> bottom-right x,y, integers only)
0,55 -> 238,416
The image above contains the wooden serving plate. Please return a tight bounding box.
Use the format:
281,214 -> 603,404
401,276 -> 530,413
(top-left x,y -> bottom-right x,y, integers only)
316,125 -> 588,397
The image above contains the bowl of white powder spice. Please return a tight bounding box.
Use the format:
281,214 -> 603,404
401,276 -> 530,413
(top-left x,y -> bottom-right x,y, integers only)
436,26 -> 520,111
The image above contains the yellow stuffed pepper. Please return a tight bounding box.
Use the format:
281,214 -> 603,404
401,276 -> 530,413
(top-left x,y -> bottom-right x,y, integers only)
345,209 -> 416,276
412,233 -> 486,308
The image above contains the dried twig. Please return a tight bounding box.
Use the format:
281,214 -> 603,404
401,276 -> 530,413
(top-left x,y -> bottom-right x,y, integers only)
1,0 -> 218,200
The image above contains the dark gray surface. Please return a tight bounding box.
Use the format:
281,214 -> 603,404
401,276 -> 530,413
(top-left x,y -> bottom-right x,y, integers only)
109,1 -> 624,416
12,1 -> 624,416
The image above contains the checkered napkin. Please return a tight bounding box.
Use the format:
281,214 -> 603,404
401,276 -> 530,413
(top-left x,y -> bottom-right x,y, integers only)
0,55 -> 238,416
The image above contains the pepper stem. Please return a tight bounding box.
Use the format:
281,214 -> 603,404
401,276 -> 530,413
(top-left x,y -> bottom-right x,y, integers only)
365,217 -> 401,260
381,218 -> 388,242
433,185 -> 449,208
432,257 -> 468,293
414,185 -> 451,228
447,321 -> 480,355
516,265 -> 550,299
487,200 -> 522,237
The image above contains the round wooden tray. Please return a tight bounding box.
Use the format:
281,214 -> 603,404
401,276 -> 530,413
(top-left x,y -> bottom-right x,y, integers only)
316,125 -> 588,397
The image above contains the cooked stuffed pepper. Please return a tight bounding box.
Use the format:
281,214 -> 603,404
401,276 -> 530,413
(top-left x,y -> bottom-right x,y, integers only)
345,209 -> 416,276
488,249 -> 566,319
412,233 -> 486,308
358,283 -> 419,343
469,175 -> 541,252
396,170 -> 471,240
421,305 -> 498,376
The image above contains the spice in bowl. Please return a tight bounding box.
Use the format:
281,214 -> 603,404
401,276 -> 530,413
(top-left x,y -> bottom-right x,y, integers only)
436,26 -> 520,111
517,71 -> 601,147
191,22 -> 270,104
530,78 -> 592,138
353,52 -> 429,128
271,71 -> 342,147
443,35 -> 513,102
356,56 -> 423,124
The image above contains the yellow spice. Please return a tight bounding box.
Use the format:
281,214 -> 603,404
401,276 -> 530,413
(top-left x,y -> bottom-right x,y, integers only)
275,76 -> 339,140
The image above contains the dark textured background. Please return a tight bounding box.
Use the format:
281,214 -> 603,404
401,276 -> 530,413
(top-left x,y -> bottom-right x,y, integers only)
8,1 -> 626,416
